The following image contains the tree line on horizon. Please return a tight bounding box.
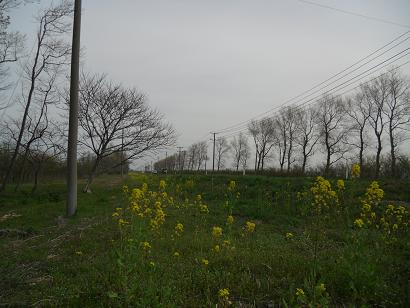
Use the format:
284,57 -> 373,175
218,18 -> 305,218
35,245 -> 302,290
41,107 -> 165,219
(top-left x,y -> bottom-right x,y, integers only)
154,69 -> 410,179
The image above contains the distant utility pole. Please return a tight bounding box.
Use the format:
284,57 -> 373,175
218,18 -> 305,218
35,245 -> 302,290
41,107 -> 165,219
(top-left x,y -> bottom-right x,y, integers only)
177,146 -> 183,171
211,132 -> 216,173
66,0 -> 82,217
165,152 -> 168,170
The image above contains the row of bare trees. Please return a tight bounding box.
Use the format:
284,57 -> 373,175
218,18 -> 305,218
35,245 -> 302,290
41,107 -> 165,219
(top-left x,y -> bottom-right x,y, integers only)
153,133 -> 251,173
152,68 -> 409,178
0,0 -> 175,192
246,69 -> 410,177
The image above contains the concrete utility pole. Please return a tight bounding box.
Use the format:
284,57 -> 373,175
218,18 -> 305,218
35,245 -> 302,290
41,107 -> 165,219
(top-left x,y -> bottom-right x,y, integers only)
212,132 -> 216,172
177,146 -> 183,171
66,0 -> 82,217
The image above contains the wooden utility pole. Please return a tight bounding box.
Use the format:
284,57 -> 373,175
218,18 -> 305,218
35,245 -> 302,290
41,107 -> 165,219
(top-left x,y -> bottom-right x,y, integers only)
66,0 -> 82,217
212,132 -> 216,172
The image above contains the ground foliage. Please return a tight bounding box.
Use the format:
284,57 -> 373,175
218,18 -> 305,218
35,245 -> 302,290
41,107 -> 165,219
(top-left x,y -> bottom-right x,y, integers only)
0,172 -> 409,307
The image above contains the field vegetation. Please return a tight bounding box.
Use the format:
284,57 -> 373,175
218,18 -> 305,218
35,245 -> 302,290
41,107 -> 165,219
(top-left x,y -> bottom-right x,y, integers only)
1,170 -> 409,306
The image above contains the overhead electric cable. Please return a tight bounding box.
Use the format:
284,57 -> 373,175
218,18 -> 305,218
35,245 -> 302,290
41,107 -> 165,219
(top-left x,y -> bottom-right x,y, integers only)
215,31 -> 409,134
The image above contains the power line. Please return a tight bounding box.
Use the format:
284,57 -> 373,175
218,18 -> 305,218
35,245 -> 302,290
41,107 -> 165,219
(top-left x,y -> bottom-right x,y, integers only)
216,57 -> 410,139
296,0 -> 410,29
215,30 -> 409,134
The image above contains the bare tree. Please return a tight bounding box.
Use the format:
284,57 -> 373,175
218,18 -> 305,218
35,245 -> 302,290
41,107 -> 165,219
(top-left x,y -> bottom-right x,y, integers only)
346,90 -> 371,172
215,137 -> 230,171
0,0 -> 72,192
295,106 -> 319,174
364,75 -> 389,178
316,95 -> 348,175
27,121 -> 66,193
248,118 -> 275,171
231,132 -> 248,171
0,0 -> 25,99
384,69 -> 410,177
275,106 -> 298,172
196,141 -> 208,171
78,73 -> 175,192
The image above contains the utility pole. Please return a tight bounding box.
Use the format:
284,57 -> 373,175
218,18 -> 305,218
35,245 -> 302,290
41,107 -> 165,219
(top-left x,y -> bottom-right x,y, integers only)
66,0 -> 82,217
177,146 -> 183,172
212,132 -> 216,173
165,151 -> 168,171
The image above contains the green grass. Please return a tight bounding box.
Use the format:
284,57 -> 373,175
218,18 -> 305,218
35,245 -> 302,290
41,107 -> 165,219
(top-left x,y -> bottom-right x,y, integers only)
0,174 -> 409,306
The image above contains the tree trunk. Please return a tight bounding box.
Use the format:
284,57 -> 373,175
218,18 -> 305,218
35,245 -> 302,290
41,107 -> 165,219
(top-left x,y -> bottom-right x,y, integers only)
389,124 -> 396,177
1,32 -> 43,192
375,135 -> 382,178
359,129 -> 364,172
31,164 -> 42,194
83,157 -> 101,193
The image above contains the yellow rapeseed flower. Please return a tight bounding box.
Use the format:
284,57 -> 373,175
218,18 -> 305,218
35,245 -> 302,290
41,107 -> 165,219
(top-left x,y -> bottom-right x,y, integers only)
175,223 -> 184,234
354,218 -> 364,228
296,288 -> 305,297
201,259 -> 209,266
118,219 -> 129,226
337,179 -> 345,191
316,283 -> 326,293
140,241 -> 151,251
213,245 -> 220,253
159,180 -> 166,190
199,204 -> 209,213
245,221 -> 256,233
218,288 -> 230,300
122,185 -> 129,194
226,215 -> 234,225
227,180 -> 236,191
212,226 -> 223,237
352,164 -> 360,178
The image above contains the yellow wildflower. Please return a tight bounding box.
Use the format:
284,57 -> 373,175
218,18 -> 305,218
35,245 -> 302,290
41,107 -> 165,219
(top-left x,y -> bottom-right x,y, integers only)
213,245 -> 220,253
245,221 -> 256,233
227,180 -> 236,191
122,185 -> 129,193
351,164 -> 360,178
226,215 -> 234,225
175,223 -> 184,234
212,226 -> 223,237
316,283 -> 326,293
201,259 -> 209,266
149,261 -> 155,267
199,204 -> 209,213
354,218 -> 364,228
296,288 -> 305,297
118,219 -> 129,226
159,180 -> 166,190
173,251 -> 180,257
337,179 -> 345,191
112,212 -> 119,218
285,232 -> 294,239
140,241 -> 151,251
218,288 -> 230,300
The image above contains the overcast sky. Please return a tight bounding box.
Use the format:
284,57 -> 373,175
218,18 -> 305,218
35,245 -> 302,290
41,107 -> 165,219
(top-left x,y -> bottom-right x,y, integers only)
8,0 -> 410,166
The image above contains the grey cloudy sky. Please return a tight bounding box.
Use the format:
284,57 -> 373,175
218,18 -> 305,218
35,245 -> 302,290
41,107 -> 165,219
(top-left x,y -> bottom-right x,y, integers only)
9,0 -> 410,163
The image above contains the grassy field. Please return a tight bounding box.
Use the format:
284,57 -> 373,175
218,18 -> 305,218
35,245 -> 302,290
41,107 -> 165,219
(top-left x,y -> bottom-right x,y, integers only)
1,173 -> 409,307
